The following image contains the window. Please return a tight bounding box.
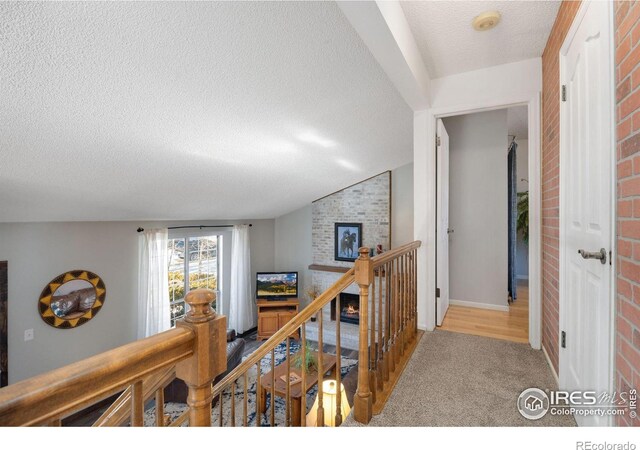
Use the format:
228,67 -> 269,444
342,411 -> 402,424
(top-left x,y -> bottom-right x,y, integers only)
168,234 -> 222,327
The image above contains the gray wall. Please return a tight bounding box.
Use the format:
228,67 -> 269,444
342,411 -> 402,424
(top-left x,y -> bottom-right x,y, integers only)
392,163 -> 414,248
516,139 -> 529,279
444,110 -> 508,307
274,205 -> 312,306
0,219 -> 274,383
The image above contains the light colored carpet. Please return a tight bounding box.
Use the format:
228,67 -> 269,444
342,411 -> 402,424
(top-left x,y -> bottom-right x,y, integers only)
344,330 -> 576,427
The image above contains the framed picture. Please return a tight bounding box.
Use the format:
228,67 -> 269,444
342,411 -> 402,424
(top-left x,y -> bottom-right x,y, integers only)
334,223 -> 363,262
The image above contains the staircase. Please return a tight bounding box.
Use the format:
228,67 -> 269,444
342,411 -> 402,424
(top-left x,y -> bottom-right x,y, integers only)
0,241 -> 421,426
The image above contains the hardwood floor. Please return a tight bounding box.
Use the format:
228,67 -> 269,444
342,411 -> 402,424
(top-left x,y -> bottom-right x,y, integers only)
439,281 -> 529,344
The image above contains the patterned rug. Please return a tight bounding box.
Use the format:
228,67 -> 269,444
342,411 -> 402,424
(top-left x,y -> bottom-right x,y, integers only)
144,341 -> 357,427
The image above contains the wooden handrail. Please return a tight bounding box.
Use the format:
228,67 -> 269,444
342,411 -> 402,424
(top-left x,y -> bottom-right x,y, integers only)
0,327 -> 194,426
204,240 -> 421,427
0,288 -> 228,427
0,240 -> 422,428
91,366 -> 176,427
212,268 -> 355,397
370,240 -> 421,268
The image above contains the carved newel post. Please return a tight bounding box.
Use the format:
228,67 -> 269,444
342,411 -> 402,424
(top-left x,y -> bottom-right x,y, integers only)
176,289 -> 227,426
354,247 -> 373,424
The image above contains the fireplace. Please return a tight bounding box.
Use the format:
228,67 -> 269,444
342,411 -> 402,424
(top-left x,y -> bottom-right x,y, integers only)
331,293 -> 360,325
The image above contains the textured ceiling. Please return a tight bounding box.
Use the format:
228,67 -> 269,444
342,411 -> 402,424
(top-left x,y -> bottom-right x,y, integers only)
0,1 -> 413,222
400,1 -> 561,78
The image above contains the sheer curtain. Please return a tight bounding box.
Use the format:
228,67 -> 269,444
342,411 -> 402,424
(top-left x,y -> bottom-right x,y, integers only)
137,228 -> 171,338
229,224 -> 254,333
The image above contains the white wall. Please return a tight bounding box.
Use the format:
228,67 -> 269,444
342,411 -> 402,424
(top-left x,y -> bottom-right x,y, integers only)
0,219 -> 274,383
516,139 -> 529,279
444,109 -> 508,307
429,58 -> 542,111
414,57 -> 542,331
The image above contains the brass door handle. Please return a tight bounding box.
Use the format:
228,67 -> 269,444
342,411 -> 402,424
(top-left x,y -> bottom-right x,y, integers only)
578,248 -> 607,265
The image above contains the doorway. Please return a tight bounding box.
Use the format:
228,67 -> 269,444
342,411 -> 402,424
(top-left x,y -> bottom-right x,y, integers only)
558,0 -> 615,427
1,261 -> 7,387
435,108 -> 530,344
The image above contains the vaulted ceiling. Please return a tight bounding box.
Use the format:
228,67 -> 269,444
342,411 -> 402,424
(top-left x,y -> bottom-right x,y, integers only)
0,1 -> 413,221
1,1 -> 559,222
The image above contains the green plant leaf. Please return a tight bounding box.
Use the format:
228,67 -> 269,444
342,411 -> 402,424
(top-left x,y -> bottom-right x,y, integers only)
517,191 -> 529,245
291,340 -> 318,374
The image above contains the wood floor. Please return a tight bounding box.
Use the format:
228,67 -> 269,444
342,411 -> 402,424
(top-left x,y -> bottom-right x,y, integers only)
439,281 -> 529,344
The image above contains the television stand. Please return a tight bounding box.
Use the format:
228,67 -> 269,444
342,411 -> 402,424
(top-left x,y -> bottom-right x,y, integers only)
257,298 -> 300,341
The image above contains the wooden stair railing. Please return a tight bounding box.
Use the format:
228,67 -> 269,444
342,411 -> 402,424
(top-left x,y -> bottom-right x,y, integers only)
172,267 -> 357,427
91,366 -> 176,427
0,241 -> 420,427
355,240 -> 422,421
172,240 -> 421,427
0,289 -> 227,427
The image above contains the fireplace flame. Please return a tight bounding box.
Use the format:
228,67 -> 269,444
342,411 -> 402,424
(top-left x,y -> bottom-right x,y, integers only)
344,305 -> 359,315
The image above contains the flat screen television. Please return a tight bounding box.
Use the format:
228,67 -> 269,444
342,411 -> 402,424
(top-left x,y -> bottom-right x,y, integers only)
256,272 -> 298,300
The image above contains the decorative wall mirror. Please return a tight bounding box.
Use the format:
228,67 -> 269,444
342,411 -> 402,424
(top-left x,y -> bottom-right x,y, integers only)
38,270 -> 106,329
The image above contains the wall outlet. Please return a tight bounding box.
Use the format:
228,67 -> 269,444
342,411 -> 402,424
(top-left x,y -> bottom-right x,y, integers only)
24,328 -> 34,342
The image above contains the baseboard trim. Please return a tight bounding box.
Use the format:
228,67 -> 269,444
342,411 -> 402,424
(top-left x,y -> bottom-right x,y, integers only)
449,299 -> 509,312
542,344 -> 559,387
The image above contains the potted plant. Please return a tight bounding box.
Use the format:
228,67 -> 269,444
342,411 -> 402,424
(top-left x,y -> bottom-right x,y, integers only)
306,285 -> 321,321
291,340 -> 318,374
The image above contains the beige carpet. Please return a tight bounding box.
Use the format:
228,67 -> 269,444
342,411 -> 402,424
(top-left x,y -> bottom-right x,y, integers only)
344,330 -> 575,427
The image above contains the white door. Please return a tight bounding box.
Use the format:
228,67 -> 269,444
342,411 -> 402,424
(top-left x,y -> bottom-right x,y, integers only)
436,119 -> 450,326
559,0 -> 613,427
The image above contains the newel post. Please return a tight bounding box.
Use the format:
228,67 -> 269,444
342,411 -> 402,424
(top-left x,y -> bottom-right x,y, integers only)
354,247 -> 373,424
176,289 -> 227,426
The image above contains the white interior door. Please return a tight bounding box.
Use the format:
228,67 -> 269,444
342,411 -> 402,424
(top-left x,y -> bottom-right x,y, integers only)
559,0 -> 613,427
436,119 -> 450,326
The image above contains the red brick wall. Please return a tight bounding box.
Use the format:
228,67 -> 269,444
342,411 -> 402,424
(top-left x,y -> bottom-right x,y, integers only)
615,0 -> 640,427
542,0 -> 640,426
541,1 -> 582,375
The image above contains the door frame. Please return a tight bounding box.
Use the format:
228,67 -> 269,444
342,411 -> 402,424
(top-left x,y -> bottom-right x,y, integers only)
435,118 -> 450,326
558,0 -> 616,424
420,91 -> 542,349
0,261 -> 7,387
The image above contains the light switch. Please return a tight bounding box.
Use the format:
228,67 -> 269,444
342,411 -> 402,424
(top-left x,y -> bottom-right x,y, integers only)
24,329 -> 34,341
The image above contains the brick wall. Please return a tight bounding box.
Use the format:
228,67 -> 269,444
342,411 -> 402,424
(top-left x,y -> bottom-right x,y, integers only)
542,1 -> 640,426
311,171 -> 390,298
541,0 -> 582,374
615,0 -> 640,428
311,171 -> 390,268
309,172 -> 391,346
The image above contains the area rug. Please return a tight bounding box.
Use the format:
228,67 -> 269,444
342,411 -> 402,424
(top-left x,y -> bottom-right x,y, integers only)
144,340 -> 357,427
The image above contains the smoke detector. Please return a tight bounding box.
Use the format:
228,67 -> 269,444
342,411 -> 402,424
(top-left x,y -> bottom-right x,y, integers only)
472,11 -> 501,31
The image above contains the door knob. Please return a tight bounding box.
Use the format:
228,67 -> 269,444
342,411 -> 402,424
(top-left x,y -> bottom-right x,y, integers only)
578,248 -> 607,265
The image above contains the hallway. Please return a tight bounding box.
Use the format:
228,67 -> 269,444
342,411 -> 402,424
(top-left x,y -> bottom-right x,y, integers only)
344,330 -> 573,427
439,281 -> 529,344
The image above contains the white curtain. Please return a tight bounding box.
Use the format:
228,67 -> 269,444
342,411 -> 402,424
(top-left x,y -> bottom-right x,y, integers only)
229,224 -> 254,334
137,228 -> 171,338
